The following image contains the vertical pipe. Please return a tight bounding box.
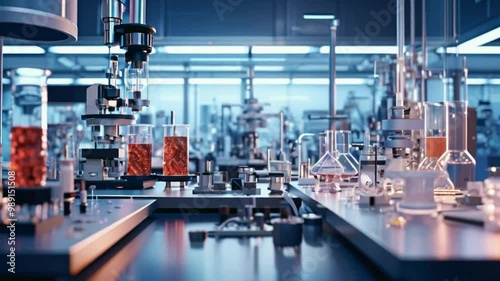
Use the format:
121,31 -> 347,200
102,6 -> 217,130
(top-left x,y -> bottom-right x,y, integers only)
247,66 -> 255,100
240,78 -> 246,104
421,0 -> 427,102
130,0 -> 146,24
0,37 -> 3,200
183,65 -> 189,124
396,0 -> 405,107
194,85 -> 199,143
279,111 -> 284,154
329,18 -> 339,131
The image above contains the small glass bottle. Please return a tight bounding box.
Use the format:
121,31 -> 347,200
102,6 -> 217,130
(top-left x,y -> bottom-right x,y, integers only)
163,124 -> 189,175
310,130 -> 344,192
127,124 -> 153,176
9,68 -> 51,187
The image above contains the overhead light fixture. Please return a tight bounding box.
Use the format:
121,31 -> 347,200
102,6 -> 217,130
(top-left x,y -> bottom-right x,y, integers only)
84,65 -> 107,71
320,46 -> 398,54
49,46 -> 127,54
190,66 -> 243,72
76,78 -> 122,85
189,78 -> 241,85
466,78 -> 500,85
253,78 -> 290,85
303,14 -> 335,20
444,46 -> 500,54
190,58 -> 286,62
15,68 -> 48,77
150,65 -> 185,71
252,46 -> 314,54
149,78 -> 185,85
292,78 -> 369,85
254,66 -> 284,71
161,46 -> 249,54
57,57 -> 76,69
3,45 -> 45,54
457,27 -> 500,49
47,78 -> 75,85
2,78 -> 10,84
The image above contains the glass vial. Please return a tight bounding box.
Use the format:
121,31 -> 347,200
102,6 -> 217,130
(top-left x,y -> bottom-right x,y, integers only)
438,101 -> 476,190
127,125 -> 153,176
9,68 -> 51,187
163,124 -> 189,175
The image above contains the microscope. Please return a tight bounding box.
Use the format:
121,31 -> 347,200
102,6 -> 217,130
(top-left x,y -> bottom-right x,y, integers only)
79,0 -> 156,189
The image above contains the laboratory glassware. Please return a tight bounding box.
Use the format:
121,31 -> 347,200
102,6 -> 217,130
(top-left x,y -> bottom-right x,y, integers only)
127,124 -> 153,176
163,124 -> 189,175
310,130 -> 344,192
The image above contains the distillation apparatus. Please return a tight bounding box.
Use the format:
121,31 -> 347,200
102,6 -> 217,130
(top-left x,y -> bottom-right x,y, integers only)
79,0 -> 156,189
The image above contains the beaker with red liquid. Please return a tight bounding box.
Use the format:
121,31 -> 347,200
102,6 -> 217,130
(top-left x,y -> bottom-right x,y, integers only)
127,125 -> 153,176
163,124 -> 189,175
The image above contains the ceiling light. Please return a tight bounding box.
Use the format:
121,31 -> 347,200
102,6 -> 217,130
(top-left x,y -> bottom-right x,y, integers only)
320,46 -> 398,54
445,46 -> 500,54
3,45 -> 45,54
303,14 -> 335,20
292,78 -> 370,85
254,66 -> 284,71
149,78 -> 185,85
189,78 -> 241,85
253,78 -> 290,85
252,46 -> 314,54
190,66 -> 243,72
15,68 -> 48,76
49,46 -> 126,54
161,46 -> 249,54
76,78 -> 122,85
150,65 -> 185,71
458,27 -> 500,48
2,78 -> 10,84
47,78 -> 75,85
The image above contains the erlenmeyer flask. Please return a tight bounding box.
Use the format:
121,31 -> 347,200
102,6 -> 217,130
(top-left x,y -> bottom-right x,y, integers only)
418,102 -> 454,190
335,130 -> 359,181
310,130 -> 344,192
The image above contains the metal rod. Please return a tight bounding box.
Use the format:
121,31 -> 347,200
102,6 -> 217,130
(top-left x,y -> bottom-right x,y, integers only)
396,0 -> 405,107
279,111 -> 284,156
421,0 -> 427,102
183,65 -> 189,124
248,66 -> 254,100
0,36 -> 3,199
170,110 -> 175,125
130,0 -> 146,24
329,18 -> 339,131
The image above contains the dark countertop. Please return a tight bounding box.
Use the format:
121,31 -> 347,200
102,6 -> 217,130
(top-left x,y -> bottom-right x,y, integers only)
289,183 -> 500,281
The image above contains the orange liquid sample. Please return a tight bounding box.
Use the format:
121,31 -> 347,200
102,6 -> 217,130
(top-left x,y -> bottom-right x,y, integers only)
163,136 -> 188,175
127,143 -> 152,175
425,137 -> 446,158
10,127 -> 47,187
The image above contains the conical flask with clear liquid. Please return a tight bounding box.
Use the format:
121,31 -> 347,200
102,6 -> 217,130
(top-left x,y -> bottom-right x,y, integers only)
310,130 -> 344,192
418,102 -> 454,190
335,130 -> 359,181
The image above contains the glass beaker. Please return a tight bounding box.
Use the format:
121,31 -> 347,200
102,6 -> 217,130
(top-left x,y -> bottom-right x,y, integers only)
438,101 -> 476,190
418,102 -> 454,189
163,124 -> 189,175
310,130 -> 344,192
484,178 -> 500,232
335,130 -> 359,180
127,125 -> 153,176
9,68 -> 51,187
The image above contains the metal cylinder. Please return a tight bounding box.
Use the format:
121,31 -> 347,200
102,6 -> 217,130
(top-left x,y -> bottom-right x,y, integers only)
130,0 -> 146,24
102,0 -> 124,46
0,0 -> 78,42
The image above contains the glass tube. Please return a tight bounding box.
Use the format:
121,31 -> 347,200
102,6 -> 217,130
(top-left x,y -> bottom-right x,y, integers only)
9,68 -> 51,187
335,130 -> 359,179
127,125 -> 153,176
163,124 -> 189,175
438,101 -> 476,190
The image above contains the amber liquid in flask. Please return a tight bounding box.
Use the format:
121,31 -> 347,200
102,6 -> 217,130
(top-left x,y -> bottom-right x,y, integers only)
163,136 -> 188,175
425,137 -> 446,158
127,143 -> 152,175
10,127 -> 47,187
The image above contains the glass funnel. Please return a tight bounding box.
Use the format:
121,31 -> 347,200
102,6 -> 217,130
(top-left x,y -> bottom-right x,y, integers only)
418,102 -> 454,189
437,101 -> 476,190
335,130 -> 359,181
310,130 -> 344,192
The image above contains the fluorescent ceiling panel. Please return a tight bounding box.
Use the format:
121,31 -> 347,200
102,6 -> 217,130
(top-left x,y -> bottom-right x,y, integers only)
254,66 -> 284,71
190,66 -> 243,72
47,78 -> 75,85
189,78 -> 241,85
458,27 -> 500,48
252,46 -> 314,54
49,46 -> 126,54
150,65 -> 185,71
253,78 -> 290,85
445,46 -> 500,54
303,14 -> 335,20
320,46 -> 398,54
149,78 -> 185,85
3,45 -> 45,54
162,46 -> 249,54
292,78 -> 369,85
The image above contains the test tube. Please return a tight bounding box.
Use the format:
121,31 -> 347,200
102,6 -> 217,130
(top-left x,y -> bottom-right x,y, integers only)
127,125 -> 153,176
424,102 -> 446,159
163,124 -> 190,175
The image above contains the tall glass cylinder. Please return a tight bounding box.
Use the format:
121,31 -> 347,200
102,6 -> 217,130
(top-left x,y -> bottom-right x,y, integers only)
438,101 -> 476,190
124,58 -> 149,101
9,68 -> 50,187
127,124 -> 153,176
163,124 -> 189,175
